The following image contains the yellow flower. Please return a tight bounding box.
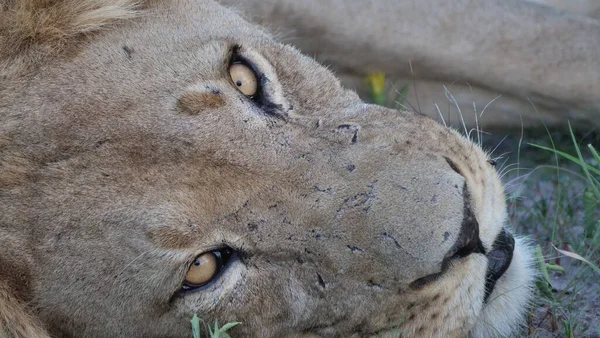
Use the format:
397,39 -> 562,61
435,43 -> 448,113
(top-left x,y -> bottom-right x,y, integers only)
366,72 -> 386,105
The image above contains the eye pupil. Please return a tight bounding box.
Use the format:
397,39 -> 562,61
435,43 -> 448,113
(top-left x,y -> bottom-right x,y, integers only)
193,259 -> 201,266
236,80 -> 243,87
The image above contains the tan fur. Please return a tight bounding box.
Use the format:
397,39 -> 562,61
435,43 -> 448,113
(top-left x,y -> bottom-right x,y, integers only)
179,90 -> 227,114
0,0 -> 142,78
1,1 -> 535,337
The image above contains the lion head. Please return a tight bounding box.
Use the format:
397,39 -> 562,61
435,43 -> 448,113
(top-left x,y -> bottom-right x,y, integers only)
0,1 -> 535,337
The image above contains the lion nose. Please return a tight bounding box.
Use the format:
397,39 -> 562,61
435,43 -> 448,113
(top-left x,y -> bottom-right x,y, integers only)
484,228 -> 515,302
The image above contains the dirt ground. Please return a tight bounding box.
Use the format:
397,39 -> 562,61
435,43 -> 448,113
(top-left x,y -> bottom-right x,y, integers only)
531,260 -> 600,338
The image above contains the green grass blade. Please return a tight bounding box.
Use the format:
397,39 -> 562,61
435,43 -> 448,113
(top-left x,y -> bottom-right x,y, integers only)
393,82 -> 411,109
534,245 -> 554,300
592,175 -> 600,187
218,322 -> 241,332
583,188 -> 598,238
568,122 -> 600,200
191,314 -> 201,338
588,144 -> 600,189
209,320 -> 217,338
593,220 -> 600,245
528,143 -> 600,176
535,245 -> 550,283
588,143 -> 600,166
545,263 -> 565,273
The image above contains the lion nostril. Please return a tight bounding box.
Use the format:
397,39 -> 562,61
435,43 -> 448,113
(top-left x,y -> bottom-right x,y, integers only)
484,229 -> 515,302
443,184 -> 485,262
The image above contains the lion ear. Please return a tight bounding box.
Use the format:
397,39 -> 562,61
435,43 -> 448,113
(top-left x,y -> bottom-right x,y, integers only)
0,0 -> 143,75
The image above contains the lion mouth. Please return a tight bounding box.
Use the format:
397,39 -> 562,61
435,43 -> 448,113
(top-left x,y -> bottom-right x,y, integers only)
483,228 -> 515,302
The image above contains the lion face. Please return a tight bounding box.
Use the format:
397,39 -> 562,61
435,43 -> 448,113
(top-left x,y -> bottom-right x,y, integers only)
0,1 -> 535,337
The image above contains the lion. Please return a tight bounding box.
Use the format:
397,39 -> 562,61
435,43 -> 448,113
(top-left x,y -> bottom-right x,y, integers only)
0,1 -> 537,337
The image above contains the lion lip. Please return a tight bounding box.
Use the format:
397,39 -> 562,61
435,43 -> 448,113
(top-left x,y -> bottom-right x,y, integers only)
483,228 -> 515,302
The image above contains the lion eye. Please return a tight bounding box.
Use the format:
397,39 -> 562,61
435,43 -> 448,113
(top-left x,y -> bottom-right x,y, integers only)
182,248 -> 233,291
185,253 -> 217,285
229,62 -> 258,97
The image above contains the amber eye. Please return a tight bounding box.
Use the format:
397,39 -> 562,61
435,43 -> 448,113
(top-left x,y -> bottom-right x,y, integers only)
182,248 -> 233,291
229,62 -> 258,97
185,253 -> 217,285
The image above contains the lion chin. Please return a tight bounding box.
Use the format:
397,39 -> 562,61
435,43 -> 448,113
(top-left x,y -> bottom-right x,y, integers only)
0,0 -> 535,337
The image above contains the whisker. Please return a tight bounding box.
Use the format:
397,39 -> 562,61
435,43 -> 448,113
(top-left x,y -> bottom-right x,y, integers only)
500,166 -> 532,181
480,94 -> 502,118
443,85 -> 468,139
474,109 -> 481,146
465,82 -> 483,146
498,162 -> 520,178
503,171 -> 533,187
434,103 -> 447,127
489,135 -> 509,157
497,155 -> 512,175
